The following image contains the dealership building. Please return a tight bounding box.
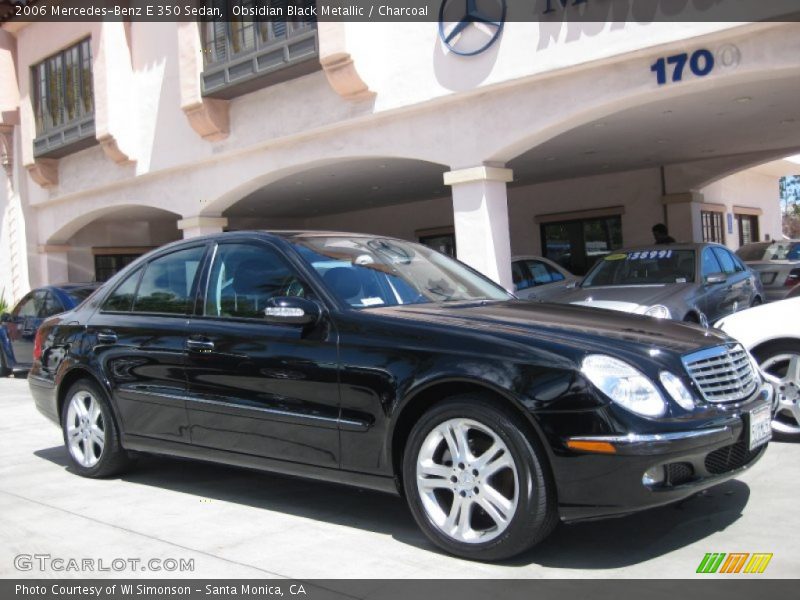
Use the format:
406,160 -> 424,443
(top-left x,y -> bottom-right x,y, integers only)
1,4 -> 799,303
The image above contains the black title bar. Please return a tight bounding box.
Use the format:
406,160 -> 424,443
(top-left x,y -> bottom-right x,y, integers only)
1,0 -> 800,23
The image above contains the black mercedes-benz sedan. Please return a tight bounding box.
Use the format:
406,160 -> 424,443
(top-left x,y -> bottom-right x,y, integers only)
28,231 -> 774,560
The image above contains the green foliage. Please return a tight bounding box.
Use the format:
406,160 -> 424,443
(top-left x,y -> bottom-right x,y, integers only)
0,288 -> 8,315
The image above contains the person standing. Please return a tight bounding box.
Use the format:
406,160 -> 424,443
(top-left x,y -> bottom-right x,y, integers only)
652,223 -> 676,244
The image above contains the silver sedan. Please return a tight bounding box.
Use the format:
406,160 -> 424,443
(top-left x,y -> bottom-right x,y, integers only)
548,243 -> 764,324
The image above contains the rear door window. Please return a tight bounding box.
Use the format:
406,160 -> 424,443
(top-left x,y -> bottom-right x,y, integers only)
712,247 -> 738,275
132,247 -> 205,315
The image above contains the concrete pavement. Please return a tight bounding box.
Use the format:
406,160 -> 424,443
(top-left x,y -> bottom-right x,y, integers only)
1,376 -> 798,579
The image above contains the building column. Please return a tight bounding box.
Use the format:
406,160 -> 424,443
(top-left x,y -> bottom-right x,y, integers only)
661,192 -> 709,243
177,216 -> 228,239
444,165 -> 514,291
37,245 -> 71,285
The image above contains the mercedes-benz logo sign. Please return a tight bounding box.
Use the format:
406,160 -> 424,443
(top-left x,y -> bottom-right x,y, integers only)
438,0 -> 507,57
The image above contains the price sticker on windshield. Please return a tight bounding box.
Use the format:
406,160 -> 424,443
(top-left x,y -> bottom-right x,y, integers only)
627,250 -> 673,260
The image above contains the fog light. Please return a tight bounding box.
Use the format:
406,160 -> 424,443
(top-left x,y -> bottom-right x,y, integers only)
643,466 -> 665,486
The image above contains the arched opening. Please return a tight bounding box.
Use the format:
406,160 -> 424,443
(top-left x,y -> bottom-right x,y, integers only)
46,205 -> 181,283
221,157 -> 454,254
499,74 -> 800,274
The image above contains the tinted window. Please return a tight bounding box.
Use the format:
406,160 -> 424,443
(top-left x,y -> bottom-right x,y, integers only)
132,247 -> 204,315
790,244 -> 800,261
103,267 -> 143,312
712,247 -> 737,274
524,260 -> 566,285
41,292 -> 65,318
205,243 -> 309,319
701,248 -> 722,278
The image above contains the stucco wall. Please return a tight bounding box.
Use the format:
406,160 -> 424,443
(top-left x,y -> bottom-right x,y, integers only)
699,169 -> 784,250
65,218 -> 180,282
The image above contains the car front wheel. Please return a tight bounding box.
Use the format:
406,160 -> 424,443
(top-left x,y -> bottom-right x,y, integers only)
403,395 -> 557,560
61,379 -> 134,477
753,341 -> 800,440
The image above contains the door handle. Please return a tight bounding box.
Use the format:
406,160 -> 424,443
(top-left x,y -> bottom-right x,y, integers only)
186,338 -> 215,352
96,331 -> 118,344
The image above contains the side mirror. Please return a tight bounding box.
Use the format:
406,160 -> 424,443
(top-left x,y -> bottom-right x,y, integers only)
263,297 -> 321,326
0,313 -> 10,323
705,272 -> 727,285
566,280 -> 578,289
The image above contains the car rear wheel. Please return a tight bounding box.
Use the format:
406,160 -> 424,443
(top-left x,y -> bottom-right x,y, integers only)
402,394 -> 557,560
752,341 -> 800,440
61,379 -> 134,477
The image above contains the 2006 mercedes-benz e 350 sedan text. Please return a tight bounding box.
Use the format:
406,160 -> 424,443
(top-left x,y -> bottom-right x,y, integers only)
29,232 -> 773,560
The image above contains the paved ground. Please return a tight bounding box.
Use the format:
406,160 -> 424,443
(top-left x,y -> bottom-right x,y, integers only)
1,376 -> 798,580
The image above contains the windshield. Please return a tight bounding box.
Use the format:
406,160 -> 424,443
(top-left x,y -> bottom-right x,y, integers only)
291,236 -> 511,308
582,249 -> 696,287
737,241 -> 800,261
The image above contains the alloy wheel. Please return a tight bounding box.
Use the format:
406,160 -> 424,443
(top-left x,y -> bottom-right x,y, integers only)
761,352 -> 800,435
415,418 -> 519,544
65,390 -> 105,468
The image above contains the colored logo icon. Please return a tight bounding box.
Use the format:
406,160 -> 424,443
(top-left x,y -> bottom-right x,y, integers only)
438,0 -> 507,56
696,552 -> 773,574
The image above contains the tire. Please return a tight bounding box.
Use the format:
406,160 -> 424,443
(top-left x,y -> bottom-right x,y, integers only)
60,379 -> 134,477
750,296 -> 763,308
752,341 -> 800,442
402,394 -> 557,561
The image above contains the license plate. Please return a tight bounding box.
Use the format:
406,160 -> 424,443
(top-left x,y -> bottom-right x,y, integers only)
748,403 -> 772,451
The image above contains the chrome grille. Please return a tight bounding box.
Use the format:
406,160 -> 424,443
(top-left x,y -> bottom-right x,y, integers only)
682,344 -> 758,404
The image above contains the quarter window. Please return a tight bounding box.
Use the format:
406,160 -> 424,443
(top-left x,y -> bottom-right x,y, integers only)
131,247 -> 205,315
204,243 -> 309,319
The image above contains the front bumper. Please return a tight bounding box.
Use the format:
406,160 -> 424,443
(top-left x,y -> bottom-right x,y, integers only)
552,383 -> 773,522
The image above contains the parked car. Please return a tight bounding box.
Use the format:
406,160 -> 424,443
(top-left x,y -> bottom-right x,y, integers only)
715,297 -> 800,440
511,255 -> 578,301
29,232 -> 773,560
0,283 -> 98,377
736,239 -> 800,302
549,243 -> 763,324
787,283 -> 800,299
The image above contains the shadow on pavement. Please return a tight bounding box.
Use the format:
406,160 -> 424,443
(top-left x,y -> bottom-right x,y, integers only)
34,445 -> 750,569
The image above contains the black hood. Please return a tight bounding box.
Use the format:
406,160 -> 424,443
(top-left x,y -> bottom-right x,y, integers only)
371,300 -> 727,356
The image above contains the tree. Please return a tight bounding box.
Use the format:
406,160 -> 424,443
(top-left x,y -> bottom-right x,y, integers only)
780,175 -> 800,238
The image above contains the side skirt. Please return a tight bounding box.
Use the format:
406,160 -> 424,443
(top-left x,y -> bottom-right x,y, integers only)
122,434 -> 400,496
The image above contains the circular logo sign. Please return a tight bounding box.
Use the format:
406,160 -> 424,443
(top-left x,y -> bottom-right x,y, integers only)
438,0 -> 507,56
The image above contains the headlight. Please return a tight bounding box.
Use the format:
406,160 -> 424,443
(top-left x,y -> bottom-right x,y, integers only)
659,371 -> 695,410
581,355 -> 666,417
644,305 -> 671,319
